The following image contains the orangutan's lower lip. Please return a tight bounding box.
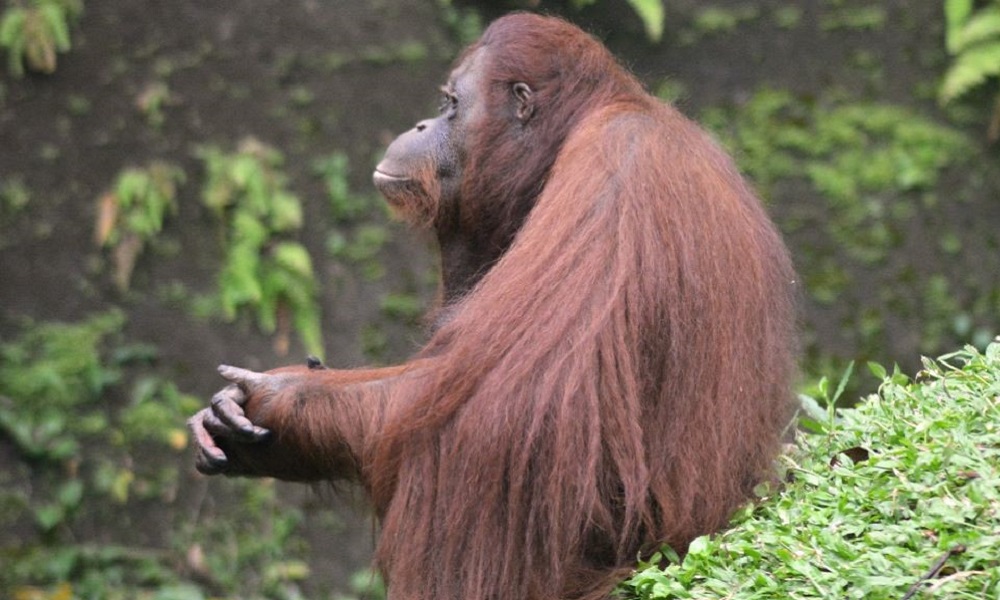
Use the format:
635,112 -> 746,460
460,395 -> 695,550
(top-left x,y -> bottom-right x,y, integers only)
373,170 -> 410,184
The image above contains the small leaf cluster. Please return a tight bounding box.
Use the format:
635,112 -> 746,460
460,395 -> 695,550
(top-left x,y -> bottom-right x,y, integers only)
0,0 -> 82,77
135,81 -> 172,129
941,0 -> 1000,139
335,568 -> 386,600
198,137 -> 323,358
0,176 -> 30,215
620,341 -> 1000,599
94,161 -> 185,291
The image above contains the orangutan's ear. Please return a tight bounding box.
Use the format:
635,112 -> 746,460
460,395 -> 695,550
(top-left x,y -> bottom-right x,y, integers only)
513,82 -> 534,123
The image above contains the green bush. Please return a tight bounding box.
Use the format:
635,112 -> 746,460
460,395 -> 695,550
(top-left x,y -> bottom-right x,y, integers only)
95,161 -> 185,291
0,311 -> 123,462
621,341 -> 1000,599
941,0 -> 1000,139
0,315 -> 310,599
0,0 -> 83,77
198,137 -> 323,358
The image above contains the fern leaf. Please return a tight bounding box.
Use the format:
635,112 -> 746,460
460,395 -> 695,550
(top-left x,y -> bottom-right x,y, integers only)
293,302 -> 324,359
271,242 -> 314,280
940,41 -> 1000,103
625,0 -> 664,42
951,7 -> 1000,54
0,8 -> 27,45
4,38 -> 25,77
945,0 -> 974,53
39,4 -> 70,51
0,9 -> 27,76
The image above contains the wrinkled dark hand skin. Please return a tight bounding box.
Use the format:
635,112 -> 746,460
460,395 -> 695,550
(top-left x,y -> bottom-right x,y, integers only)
187,364 -> 301,476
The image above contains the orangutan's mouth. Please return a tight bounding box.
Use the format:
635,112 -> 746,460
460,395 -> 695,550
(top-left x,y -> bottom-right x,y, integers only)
373,169 -> 410,185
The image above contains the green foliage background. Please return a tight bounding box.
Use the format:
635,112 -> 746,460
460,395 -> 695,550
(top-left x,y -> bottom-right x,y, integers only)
622,343 -> 1000,598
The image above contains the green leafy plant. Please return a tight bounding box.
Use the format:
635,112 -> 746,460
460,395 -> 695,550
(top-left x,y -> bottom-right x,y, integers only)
0,0 -> 82,77
334,568 -> 386,600
621,341 -> 1000,599
115,377 -> 198,454
0,312 -> 196,542
198,137 -> 323,357
0,175 -> 30,249
135,81 -> 172,129
0,311 -> 123,462
819,4 -> 886,31
797,360 -> 855,434
704,89 -> 977,400
435,0 -> 482,46
705,90 -> 970,266
0,176 -> 30,214
0,313 -> 312,599
94,161 -> 185,291
380,292 -> 424,324
692,5 -> 759,35
941,0 -> 1000,139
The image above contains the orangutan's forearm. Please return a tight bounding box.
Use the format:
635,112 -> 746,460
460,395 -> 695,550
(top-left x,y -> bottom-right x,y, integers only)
239,362 -> 428,482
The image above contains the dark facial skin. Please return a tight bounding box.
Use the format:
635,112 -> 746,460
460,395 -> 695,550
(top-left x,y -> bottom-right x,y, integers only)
373,49 -> 535,303
372,49 -> 485,225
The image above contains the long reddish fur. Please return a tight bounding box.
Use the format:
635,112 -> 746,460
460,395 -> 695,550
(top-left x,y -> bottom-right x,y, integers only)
233,14 -> 796,600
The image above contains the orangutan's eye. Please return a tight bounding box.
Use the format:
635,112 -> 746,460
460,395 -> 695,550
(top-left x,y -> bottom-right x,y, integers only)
439,88 -> 458,114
